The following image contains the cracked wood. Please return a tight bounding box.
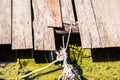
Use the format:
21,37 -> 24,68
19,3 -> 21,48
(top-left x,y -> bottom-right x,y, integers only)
32,0 -> 55,50
75,0 -> 101,48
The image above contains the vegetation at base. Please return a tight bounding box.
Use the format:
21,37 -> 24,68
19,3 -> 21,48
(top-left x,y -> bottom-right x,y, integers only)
0,45 -> 120,80
69,45 -> 120,80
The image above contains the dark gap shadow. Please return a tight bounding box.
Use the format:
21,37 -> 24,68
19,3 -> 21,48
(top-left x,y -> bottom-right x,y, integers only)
91,47 -> 120,62
30,0 -> 34,22
71,0 -> 78,21
34,51 -> 50,63
13,49 -> 33,59
54,34 -> 63,49
30,0 -> 34,58
55,34 -> 81,48
69,34 -> 81,46
11,0 -> 13,44
0,45 -> 16,62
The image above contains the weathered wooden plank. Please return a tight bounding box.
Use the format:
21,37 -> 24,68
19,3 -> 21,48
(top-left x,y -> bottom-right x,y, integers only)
75,0 -> 101,48
91,0 -> 120,47
32,0 -> 45,50
46,0 -> 62,28
44,27 -> 55,51
32,0 -> 55,50
0,0 -> 11,44
60,0 -> 75,24
12,0 -> 33,49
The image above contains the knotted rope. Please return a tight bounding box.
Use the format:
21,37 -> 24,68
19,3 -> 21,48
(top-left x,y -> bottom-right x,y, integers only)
58,48 -> 81,80
19,21 -> 81,80
58,22 -> 81,80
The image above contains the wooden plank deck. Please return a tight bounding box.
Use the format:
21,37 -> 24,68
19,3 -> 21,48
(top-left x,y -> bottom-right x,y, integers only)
32,0 -> 45,50
46,0 -> 62,28
32,0 -> 55,50
0,0 -> 120,50
44,27 -> 55,51
91,0 -> 120,47
75,0 -> 101,48
60,0 -> 75,24
0,0 -> 11,44
12,0 -> 33,49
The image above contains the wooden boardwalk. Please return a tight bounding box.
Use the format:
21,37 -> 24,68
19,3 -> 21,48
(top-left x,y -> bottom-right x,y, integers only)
12,0 -> 33,49
0,0 -> 11,44
75,0 -> 120,48
0,0 -> 120,50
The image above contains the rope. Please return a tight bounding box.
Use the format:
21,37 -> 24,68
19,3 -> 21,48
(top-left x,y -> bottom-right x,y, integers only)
20,60 -> 59,79
20,22 -> 73,79
65,23 -> 72,49
58,22 -> 79,80
58,21 -> 82,80
62,35 -> 65,48
58,48 -> 81,80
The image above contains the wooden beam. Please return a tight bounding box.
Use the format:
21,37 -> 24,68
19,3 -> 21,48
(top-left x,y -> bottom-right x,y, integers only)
46,0 -> 62,28
12,0 -> 33,49
0,0 -> 11,44
55,24 -> 79,34
75,0 -> 101,48
32,0 -> 55,50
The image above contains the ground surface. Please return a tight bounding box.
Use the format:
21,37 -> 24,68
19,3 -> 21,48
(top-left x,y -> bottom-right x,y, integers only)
0,47 -> 120,80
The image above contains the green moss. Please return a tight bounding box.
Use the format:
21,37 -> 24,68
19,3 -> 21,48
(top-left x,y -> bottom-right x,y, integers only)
0,46 -> 120,80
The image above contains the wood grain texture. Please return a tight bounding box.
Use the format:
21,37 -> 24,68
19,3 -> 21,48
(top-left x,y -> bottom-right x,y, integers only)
91,0 -> 120,47
75,0 -> 101,48
32,0 -> 45,50
32,0 -> 55,50
44,27 -> 55,51
60,0 -> 75,24
46,0 -> 62,27
12,0 -> 33,49
0,0 -> 11,44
